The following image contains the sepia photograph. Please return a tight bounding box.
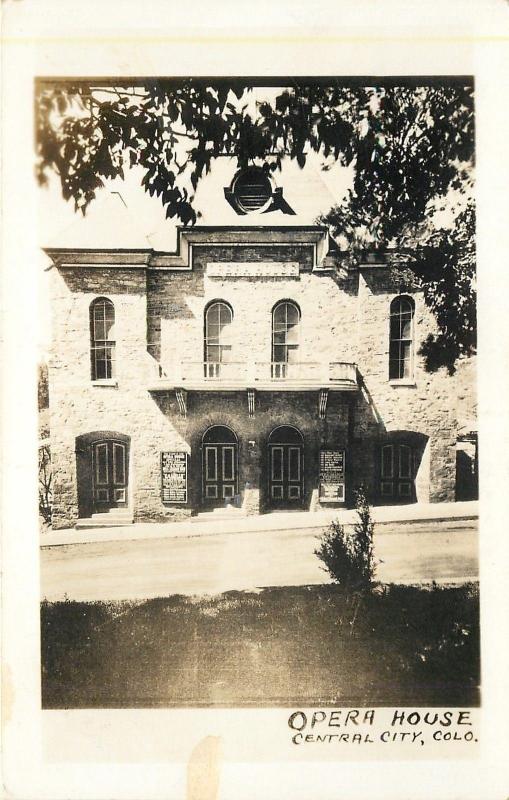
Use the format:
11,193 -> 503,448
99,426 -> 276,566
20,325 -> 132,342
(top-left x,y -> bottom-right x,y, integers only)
36,76 -> 480,710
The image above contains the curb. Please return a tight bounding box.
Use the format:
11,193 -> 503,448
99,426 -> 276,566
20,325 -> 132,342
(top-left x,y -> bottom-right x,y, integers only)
40,513 -> 478,549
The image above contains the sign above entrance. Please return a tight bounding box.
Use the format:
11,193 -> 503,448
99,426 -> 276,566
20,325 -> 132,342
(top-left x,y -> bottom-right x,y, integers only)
161,451 -> 188,503
319,449 -> 346,503
206,262 -> 299,278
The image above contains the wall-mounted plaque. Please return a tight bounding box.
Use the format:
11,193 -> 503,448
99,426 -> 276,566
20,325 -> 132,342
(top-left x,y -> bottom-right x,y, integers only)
207,261 -> 299,278
319,449 -> 346,503
161,451 -> 188,503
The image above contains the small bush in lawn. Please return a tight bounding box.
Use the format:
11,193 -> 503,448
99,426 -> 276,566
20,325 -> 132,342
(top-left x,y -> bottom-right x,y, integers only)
314,487 -> 376,593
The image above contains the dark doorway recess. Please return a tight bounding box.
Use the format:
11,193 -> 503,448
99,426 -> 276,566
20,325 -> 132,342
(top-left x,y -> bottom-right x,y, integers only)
202,425 -> 239,508
267,425 -> 304,510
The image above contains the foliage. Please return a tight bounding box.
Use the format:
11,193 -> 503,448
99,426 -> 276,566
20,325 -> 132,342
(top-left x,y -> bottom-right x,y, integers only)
413,199 -> 476,372
317,85 -> 475,374
39,443 -> 52,523
314,487 -> 376,592
35,79 -> 475,371
40,583 -> 479,708
38,361 -> 49,411
316,85 -> 474,245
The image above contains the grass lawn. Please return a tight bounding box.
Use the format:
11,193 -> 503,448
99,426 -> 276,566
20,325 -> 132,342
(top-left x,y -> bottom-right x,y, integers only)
41,583 -> 480,708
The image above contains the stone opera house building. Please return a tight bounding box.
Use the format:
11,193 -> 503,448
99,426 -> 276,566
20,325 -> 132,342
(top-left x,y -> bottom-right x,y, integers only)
43,159 -> 477,529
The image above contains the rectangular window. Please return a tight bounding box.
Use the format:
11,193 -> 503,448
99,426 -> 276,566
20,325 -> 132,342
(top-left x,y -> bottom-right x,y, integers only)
93,345 -> 115,380
91,299 -> 116,381
389,341 -> 412,380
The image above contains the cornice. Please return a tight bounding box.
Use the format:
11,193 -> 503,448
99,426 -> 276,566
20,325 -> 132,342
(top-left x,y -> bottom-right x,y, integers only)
44,225 -> 331,270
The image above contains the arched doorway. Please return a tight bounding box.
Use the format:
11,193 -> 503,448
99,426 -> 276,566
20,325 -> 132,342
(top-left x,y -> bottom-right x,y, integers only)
379,431 -> 428,504
267,425 -> 304,509
76,431 -> 130,517
202,425 -> 238,507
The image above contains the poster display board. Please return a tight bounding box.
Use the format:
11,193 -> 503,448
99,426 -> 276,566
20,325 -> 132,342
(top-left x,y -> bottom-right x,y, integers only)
161,451 -> 188,503
319,449 -> 346,503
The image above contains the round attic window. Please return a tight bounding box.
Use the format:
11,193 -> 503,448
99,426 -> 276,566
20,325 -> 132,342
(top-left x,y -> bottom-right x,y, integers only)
232,167 -> 273,213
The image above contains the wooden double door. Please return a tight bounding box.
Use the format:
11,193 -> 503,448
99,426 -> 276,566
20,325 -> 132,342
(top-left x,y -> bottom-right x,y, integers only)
268,426 -> 304,509
380,442 -> 415,503
92,439 -> 128,510
202,426 -> 238,507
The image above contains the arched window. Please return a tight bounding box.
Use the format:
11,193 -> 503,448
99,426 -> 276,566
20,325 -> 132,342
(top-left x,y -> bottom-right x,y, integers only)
204,301 -> 233,377
272,301 -> 301,379
90,298 -> 115,380
389,296 -> 415,380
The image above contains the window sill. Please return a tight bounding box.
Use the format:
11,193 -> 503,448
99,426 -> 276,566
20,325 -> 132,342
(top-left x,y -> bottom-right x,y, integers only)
92,379 -> 118,387
389,379 -> 416,387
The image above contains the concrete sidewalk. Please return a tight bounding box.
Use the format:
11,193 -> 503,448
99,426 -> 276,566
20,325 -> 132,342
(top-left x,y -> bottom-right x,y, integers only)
40,500 -> 478,548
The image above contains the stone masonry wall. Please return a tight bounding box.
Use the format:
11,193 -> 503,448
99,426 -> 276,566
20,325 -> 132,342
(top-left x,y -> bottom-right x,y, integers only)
48,243 -> 475,527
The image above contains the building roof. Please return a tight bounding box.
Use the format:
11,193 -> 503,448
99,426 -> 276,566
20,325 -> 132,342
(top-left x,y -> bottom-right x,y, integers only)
43,154 -> 352,253
44,192 -> 153,250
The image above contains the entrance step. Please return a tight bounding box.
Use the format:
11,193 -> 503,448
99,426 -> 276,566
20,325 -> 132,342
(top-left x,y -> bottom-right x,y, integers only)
75,511 -> 134,530
192,507 -> 246,523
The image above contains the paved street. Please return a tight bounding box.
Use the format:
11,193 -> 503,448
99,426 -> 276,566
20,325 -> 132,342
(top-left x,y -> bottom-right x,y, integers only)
41,518 -> 478,602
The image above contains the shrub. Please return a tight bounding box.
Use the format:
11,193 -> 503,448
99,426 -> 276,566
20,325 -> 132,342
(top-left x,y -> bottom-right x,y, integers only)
314,487 -> 376,592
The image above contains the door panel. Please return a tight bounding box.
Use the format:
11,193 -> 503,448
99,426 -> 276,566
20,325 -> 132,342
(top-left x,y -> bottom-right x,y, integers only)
271,446 -> 283,481
92,440 -> 128,510
288,446 -> 301,481
380,443 -> 415,503
95,443 -> 109,489
222,446 -> 235,481
269,444 -> 304,508
113,443 -> 125,484
205,446 -> 218,481
203,443 -> 238,507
